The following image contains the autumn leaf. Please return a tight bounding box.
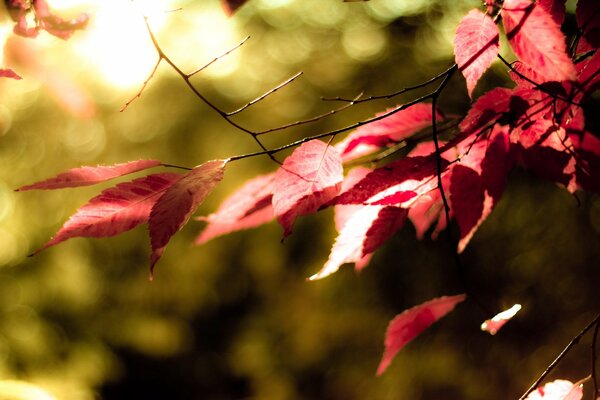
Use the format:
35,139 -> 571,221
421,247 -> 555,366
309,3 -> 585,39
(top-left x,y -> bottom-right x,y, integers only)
149,160 -> 228,276
16,160 -> 162,191
0,68 -> 22,80
459,87 -> 513,134
272,140 -> 343,237
537,0 -> 566,26
336,103 -> 440,161
310,205 -> 407,281
525,379 -> 583,400
575,0 -> 600,53
8,0 -> 88,39
332,155 -> 442,206
502,0 -> 576,83
32,173 -> 182,255
377,294 -> 466,375
481,303 -> 522,335
454,9 -> 499,98
195,173 -> 275,245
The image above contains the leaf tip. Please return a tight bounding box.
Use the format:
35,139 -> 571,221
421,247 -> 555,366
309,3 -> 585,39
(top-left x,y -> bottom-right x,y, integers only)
481,303 -> 522,335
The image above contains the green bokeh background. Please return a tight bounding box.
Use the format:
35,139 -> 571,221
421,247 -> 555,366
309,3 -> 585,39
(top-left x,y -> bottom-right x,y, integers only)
0,0 -> 599,399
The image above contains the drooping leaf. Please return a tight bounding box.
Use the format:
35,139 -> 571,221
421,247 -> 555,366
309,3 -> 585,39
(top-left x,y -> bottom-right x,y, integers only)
310,205 -> 407,281
336,104 -> 440,161
149,160 -> 228,276
451,128 -> 511,252
221,0 -> 249,15
0,68 -> 22,80
32,173 -> 182,255
525,379 -> 583,400
454,9 -> 500,97
195,173 -> 275,245
502,0 -> 576,82
481,303 -> 522,335
377,294 -> 466,375
16,160 -> 162,191
272,140 -> 343,237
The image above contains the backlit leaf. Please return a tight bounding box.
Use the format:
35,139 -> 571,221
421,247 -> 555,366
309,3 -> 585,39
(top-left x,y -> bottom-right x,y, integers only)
502,0 -> 576,82
525,379 -> 583,400
33,173 -> 182,254
310,205 -> 407,281
377,294 -> 466,375
454,9 -> 499,97
481,303 -> 522,335
0,68 -> 22,80
149,160 -> 228,276
195,173 -> 275,245
272,140 -> 343,237
17,160 -> 162,191
336,104 -> 439,161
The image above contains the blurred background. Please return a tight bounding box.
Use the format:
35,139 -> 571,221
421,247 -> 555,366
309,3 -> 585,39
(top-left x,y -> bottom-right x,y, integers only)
0,0 -> 599,399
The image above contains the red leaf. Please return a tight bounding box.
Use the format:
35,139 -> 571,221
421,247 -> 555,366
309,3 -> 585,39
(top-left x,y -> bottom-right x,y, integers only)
149,160 -> 228,276
576,51 -> 600,94
195,173 -> 275,245
454,9 -> 500,97
221,0 -> 249,15
16,160 -> 162,191
377,294 -> 466,375
33,0 -> 89,40
0,68 -> 22,80
8,0 -> 88,40
272,140 -> 343,236
336,104 -> 440,161
334,167 -> 373,271
514,119 -> 575,188
525,379 -> 583,400
33,173 -> 182,254
576,0 -> 600,53
332,155 -> 442,205
459,87 -> 513,134
537,0 -> 566,26
481,303 -> 522,335
310,206 -> 407,281
502,0 -> 576,82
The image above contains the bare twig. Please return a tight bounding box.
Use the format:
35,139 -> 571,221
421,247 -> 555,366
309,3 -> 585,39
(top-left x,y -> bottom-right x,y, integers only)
321,64 -> 457,104
120,57 -> 162,112
187,36 -> 250,78
227,72 -> 303,116
519,312 -> 600,400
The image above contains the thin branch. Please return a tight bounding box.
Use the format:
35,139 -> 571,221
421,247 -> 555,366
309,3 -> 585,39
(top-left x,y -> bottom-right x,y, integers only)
160,163 -> 193,171
187,36 -> 250,78
321,64 -> 458,104
229,88 -> 445,162
120,57 -> 162,112
498,54 -> 582,107
255,92 -> 363,136
227,72 -> 303,115
519,312 -> 600,400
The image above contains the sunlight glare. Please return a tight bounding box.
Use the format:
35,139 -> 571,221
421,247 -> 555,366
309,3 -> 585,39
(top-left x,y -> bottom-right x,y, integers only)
69,0 -> 173,89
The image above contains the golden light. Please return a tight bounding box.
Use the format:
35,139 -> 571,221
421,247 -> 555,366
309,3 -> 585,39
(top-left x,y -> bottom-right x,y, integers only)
65,0 -> 172,89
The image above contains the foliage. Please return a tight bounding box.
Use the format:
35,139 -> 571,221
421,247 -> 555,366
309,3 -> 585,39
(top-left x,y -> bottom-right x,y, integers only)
2,0 -> 600,399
